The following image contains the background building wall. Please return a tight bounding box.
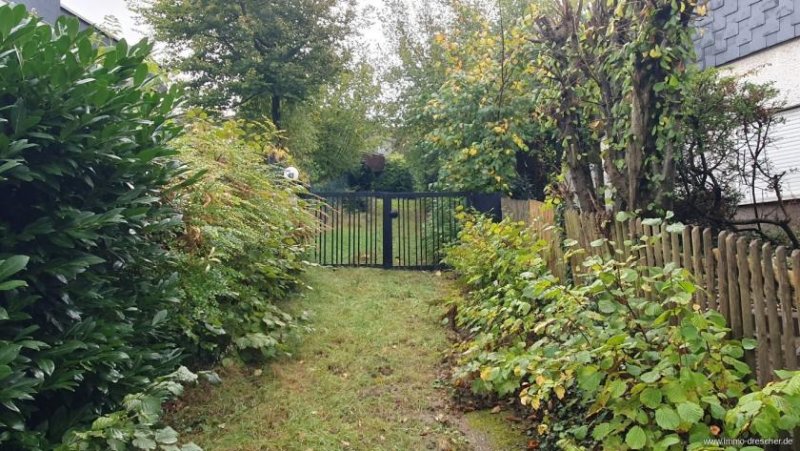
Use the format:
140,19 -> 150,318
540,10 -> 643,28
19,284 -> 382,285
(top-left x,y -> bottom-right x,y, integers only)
721,37 -> 800,108
694,0 -> 800,69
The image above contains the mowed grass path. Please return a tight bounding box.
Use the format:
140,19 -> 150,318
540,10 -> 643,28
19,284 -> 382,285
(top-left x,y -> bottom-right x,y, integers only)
168,268 -> 524,451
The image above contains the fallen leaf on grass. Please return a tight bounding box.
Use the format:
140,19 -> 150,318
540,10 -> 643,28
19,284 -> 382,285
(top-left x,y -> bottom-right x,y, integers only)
437,438 -> 454,451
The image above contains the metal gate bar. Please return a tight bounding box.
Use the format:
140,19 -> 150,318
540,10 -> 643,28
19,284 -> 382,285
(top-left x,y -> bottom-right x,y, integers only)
306,192 -> 501,269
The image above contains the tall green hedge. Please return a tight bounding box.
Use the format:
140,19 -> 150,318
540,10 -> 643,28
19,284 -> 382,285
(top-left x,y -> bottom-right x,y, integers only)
0,5 -> 186,447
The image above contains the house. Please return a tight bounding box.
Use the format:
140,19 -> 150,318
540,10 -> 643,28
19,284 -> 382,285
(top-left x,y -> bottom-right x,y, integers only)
694,0 -> 800,215
4,0 -> 117,40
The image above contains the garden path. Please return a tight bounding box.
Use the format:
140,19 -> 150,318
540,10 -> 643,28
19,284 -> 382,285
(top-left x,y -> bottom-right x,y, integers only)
167,268 -> 525,451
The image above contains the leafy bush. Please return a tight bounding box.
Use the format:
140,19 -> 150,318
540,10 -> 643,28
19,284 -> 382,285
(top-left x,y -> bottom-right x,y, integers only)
0,6 -> 315,449
344,154 -> 415,193
725,370 -> 800,441
167,112 -> 315,362
530,257 -> 752,450
446,213 -> 800,450
58,367 -> 203,451
443,216 -> 554,362
0,6 -> 186,447
371,155 -> 414,192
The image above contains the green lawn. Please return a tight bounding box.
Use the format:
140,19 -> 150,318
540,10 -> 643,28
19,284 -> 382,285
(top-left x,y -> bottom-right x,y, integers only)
166,268 -> 525,450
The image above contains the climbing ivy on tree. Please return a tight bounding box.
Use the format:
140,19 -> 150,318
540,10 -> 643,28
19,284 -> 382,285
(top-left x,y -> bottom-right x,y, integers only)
532,0 -> 699,213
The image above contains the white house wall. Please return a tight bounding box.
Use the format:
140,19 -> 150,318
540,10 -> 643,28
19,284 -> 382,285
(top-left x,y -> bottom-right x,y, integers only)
721,37 -> 800,108
718,39 -> 800,205
732,106 -> 800,204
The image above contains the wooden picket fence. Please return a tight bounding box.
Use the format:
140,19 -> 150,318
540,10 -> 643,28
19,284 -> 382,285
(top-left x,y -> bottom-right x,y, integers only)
501,198 -> 800,386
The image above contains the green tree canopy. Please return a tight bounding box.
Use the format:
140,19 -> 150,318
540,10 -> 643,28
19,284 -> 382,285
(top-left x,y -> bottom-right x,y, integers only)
136,0 -> 354,126
283,61 -> 386,184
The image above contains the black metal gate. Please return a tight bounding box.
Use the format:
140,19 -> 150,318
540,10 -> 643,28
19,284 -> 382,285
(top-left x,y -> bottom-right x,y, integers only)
307,192 -> 501,269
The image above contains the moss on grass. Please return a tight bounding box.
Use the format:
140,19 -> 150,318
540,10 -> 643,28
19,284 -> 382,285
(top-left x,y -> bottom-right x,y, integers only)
463,410 -> 528,451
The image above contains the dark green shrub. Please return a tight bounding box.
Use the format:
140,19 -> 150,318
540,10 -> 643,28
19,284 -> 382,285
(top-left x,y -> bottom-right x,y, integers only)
0,5 -> 185,447
371,156 -> 414,192
342,154 -> 414,193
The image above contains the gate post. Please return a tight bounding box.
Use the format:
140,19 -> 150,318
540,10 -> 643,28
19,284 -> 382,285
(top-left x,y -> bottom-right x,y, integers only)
382,194 -> 393,269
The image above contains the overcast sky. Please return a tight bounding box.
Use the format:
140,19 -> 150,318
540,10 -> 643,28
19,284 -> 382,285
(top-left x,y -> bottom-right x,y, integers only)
61,0 -> 144,41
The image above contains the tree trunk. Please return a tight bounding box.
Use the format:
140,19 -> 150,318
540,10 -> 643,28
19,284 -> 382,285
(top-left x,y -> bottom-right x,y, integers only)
559,88 -> 601,212
566,142 -> 600,212
627,68 -> 650,211
271,95 -> 282,129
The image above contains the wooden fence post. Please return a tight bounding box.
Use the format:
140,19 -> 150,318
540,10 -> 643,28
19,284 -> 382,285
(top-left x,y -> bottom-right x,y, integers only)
749,240 -> 770,384
718,231 -> 730,321
726,233 -> 741,338
736,237 -> 755,370
763,243 -> 783,377
704,229 -> 716,311
660,222 -> 670,267
681,227 -> 691,270
775,247 -> 797,370
671,229 -> 681,267
692,227 -> 706,308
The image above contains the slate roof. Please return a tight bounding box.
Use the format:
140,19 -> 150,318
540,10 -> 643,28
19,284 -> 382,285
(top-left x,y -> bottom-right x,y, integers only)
694,0 -> 800,68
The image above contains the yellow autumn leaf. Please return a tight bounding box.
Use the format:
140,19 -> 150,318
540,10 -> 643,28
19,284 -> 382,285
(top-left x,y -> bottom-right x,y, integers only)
696,3 -> 707,16
469,148 -> 478,157
537,423 -> 549,435
531,396 -> 541,410
555,385 -> 566,399
480,367 -> 492,381
535,375 -> 546,385
649,47 -> 662,58
512,133 -> 526,149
